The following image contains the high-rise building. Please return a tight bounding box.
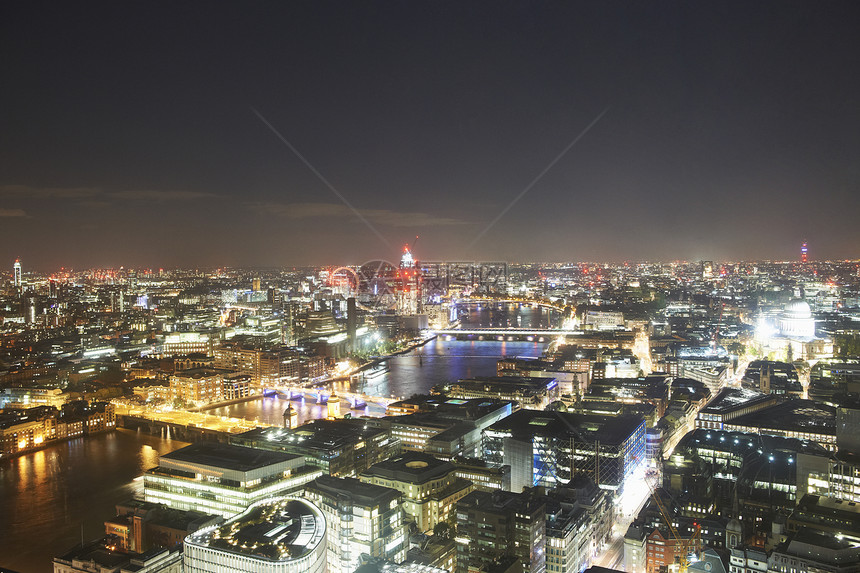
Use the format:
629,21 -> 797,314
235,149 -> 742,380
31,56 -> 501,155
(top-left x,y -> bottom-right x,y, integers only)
456,489 -> 547,573
801,240 -> 809,263
13,258 -> 22,294
304,475 -> 409,573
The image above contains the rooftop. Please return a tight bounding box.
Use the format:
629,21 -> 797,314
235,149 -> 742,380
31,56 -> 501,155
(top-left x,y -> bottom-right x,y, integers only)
307,475 -> 401,507
700,388 -> 777,415
185,497 -> 325,561
729,400 -> 835,435
487,408 -> 644,445
159,442 -> 295,472
362,452 -> 457,485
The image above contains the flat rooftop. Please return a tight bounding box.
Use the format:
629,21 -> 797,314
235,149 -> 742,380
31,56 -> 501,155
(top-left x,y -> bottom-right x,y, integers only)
729,400 -> 835,435
700,388 -> 777,415
362,452 -> 456,484
677,428 -> 829,456
307,475 -> 401,506
487,409 -> 643,445
160,442 -> 296,472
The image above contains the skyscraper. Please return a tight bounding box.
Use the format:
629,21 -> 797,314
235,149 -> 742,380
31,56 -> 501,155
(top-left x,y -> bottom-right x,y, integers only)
801,241 -> 808,263
13,259 -> 22,294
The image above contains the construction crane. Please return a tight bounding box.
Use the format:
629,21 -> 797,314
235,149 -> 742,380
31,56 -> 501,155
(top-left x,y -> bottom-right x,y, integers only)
647,481 -> 702,573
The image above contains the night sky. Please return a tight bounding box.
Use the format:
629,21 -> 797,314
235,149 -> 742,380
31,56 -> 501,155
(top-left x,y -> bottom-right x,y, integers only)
2,1 -> 859,269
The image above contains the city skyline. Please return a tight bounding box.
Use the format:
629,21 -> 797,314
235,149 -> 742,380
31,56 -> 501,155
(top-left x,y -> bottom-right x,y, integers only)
3,2 -> 860,267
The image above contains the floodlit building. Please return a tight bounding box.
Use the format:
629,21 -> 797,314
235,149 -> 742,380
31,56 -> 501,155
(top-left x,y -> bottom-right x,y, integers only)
304,475 -> 408,573
440,376 -> 560,410
183,497 -> 326,573
231,419 -> 396,477
484,409 -> 646,494
143,442 -> 322,517
360,452 -> 474,532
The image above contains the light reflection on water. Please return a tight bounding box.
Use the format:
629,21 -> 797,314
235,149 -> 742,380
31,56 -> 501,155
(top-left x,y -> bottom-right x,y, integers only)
0,430 -> 188,573
1,303 -> 555,570
213,335 -> 549,425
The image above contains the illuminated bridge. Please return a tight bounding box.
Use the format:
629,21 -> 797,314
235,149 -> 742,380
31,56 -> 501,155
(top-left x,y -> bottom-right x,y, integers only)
263,387 -> 398,409
433,328 -> 582,341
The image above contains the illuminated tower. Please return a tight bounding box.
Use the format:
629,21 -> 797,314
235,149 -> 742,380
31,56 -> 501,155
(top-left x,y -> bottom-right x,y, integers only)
397,245 -> 420,315
800,241 -> 808,263
13,259 -> 22,294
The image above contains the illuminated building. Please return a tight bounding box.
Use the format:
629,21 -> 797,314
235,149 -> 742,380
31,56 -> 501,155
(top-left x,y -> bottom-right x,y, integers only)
545,494 -> 594,573
304,475 -> 408,573
697,389 -> 837,451
440,376 -> 560,410
785,494 -> 860,537
53,542 -> 182,573
768,528 -> 860,573
168,368 -> 226,406
696,388 -> 780,430
483,409 -> 646,494
451,459 -> 511,492
383,398 -> 515,459
779,299 -> 816,339
754,299 -> 833,361
222,373 -> 251,400
455,489 -> 546,573
183,497 -> 327,573
672,429 -> 828,514
0,386 -> 66,408
213,340 -> 325,386
143,442 -> 323,518
801,241 -> 809,263
0,415 -> 46,457
584,310 -> 625,331
231,419 -> 396,478
644,526 -> 702,573
13,258 -> 21,293
161,331 -> 215,356
103,500 -> 218,553
360,452 -> 474,533
798,452 -> 860,504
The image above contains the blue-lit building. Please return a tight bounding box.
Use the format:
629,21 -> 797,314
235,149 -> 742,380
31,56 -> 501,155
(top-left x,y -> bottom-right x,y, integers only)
483,409 -> 646,495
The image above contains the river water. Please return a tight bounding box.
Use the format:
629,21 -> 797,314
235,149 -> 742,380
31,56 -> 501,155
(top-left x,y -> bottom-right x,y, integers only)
0,430 -> 189,573
1,303 -> 554,572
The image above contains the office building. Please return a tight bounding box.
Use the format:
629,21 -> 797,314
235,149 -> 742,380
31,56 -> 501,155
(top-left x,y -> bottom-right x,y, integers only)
360,452 -> 474,532
304,475 -> 408,573
183,497 -> 326,573
768,527 -> 860,573
484,409 -> 646,494
440,376 -> 560,410
143,442 -> 322,517
383,398 -> 515,459
231,419 -> 396,477
455,489 -> 547,573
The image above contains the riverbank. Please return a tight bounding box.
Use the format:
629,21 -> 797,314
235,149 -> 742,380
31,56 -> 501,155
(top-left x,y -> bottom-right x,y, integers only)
0,428 -> 116,463
352,334 -> 437,375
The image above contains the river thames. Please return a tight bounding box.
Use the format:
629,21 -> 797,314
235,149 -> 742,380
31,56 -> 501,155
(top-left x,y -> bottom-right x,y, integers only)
0,302 -> 556,572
